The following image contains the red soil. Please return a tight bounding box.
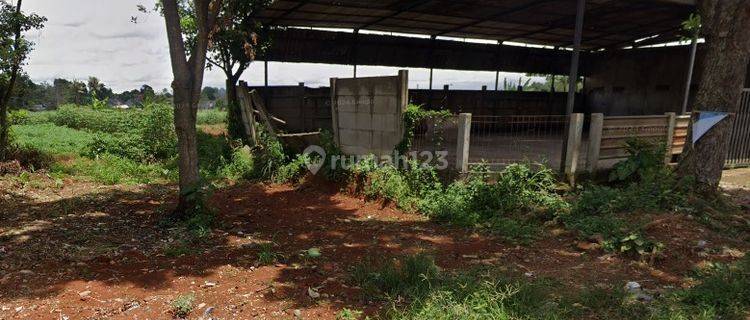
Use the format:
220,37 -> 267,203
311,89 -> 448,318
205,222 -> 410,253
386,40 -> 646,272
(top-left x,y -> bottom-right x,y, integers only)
0,174 -> 747,319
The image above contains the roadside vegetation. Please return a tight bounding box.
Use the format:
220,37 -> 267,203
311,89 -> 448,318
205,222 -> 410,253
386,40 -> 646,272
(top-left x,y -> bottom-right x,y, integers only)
3,103 -> 748,319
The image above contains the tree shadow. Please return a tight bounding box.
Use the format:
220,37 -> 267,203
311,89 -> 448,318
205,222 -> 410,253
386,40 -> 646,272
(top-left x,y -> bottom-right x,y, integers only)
0,177 -> 520,316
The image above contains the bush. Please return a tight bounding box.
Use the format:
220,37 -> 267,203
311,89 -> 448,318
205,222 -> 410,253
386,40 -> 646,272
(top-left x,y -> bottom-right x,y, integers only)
10,123 -> 97,156
273,153 -> 310,183
220,146 -> 255,181
197,109 -> 226,125
419,163 -> 567,238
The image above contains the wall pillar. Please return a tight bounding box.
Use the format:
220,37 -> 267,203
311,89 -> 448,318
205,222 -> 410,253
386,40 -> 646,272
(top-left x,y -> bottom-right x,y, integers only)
456,113 -> 472,172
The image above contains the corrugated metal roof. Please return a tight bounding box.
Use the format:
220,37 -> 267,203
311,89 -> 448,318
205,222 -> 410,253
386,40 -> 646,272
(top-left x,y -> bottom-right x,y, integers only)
255,0 -> 695,50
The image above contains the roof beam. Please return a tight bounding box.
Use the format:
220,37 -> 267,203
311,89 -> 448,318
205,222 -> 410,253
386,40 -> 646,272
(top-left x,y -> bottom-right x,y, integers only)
501,0 -> 621,43
435,0 -> 556,36
357,0 -> 433,30
268,0 -> 312,25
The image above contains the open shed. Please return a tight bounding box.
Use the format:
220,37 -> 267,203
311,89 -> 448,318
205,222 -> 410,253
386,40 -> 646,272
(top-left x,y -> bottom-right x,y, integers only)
245,0 -> 750,168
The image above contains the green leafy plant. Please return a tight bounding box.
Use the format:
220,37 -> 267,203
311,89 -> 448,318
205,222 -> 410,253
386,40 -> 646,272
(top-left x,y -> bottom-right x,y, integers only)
257,242 -> 280,265
609,138 -> 667,183
170,293 -> 196,318
396,104 -> 452,154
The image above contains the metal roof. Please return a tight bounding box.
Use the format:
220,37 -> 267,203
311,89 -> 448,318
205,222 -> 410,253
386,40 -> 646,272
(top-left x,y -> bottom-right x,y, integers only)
256,0 -> 696,50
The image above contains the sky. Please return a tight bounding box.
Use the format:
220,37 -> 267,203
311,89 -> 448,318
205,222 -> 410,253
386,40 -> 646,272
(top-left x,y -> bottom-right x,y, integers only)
20,0 -> 532,93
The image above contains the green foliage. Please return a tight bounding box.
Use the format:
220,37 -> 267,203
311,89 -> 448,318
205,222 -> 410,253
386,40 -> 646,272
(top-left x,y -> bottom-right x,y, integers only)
251,125 -> 286,179
352,254 -> 574,320
351,254 -> 440,299
256,242 -> 280,265
419,164 -> 567,241
11,123 -> 96,156
170,293 -> 195,318
273,153 -> 309,183
396,104 -> 452,154
669,256 -> 750,319
609,138 -> 667,183
196,108 -> 226,125
336,308 -> 364,320
220,146 -> 256,180
604,233 -> 664,259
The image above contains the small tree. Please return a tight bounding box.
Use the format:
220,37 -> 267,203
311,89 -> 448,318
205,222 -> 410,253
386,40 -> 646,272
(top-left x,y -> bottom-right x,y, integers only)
0,0 -> 45,159
208,1 -> 270,141
161,0 -> 222,217
678,0 -> 750,189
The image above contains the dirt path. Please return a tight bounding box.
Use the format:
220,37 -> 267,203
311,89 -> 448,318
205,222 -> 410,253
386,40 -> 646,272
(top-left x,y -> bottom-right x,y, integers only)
0,174 -> 748,319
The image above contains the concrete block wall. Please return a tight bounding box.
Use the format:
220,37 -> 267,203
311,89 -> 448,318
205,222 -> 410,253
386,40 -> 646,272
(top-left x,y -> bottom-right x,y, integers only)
332,71 -> 407,157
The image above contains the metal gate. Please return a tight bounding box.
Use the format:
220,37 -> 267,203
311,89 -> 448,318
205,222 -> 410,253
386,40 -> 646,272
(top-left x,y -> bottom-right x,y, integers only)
726,89 -> 750,167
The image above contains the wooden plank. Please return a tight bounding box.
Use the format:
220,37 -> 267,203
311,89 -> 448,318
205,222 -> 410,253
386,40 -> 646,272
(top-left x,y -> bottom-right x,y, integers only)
237,81 -> 258,147
249,89 -> 278,139
664,112 -> 676,164
586,113 -> 603,173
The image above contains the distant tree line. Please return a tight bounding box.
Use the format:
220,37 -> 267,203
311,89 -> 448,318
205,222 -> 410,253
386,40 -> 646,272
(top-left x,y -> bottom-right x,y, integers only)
8,75 -> 226,110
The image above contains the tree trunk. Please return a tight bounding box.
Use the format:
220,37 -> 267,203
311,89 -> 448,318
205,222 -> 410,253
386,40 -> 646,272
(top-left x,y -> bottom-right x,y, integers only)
225,77 -> 244,141
172,100 -> 201,217
162,0 -> 222,218
0,0 -> 24,160
678,0 -> 750,189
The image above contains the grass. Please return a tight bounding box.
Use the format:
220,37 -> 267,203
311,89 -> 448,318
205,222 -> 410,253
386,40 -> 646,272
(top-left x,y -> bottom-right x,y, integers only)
350,254 -> 750,320
11,123 -> 97,156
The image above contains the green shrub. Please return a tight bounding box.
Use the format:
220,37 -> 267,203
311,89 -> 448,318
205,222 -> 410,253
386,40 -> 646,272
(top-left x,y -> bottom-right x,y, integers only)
10,123 -> 97,156
418,163 -> 567,239
170,293 -> 195,318
251,126 -> 286,179
396,104 -> 452,153
609,138 -> 668,183
84,133 -> 147,161
273,153 -> 310,183
8,109 -> 29,125
197,109 -> 226,125
220,147 -> 255,181
140,105 -> 177,160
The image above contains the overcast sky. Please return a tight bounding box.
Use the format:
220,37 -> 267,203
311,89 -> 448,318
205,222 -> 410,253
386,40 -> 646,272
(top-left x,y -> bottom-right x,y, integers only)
21,0 -> 530,93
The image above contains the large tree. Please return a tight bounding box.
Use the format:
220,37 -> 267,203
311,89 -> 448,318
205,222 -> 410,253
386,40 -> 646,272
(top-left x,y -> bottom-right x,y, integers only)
678,0 -> 750,189
162,0 -> 222,217
0,0 -> 45,159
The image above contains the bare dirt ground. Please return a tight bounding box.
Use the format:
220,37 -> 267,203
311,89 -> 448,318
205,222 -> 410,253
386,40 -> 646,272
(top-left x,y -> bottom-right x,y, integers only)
0,171 -> 748,319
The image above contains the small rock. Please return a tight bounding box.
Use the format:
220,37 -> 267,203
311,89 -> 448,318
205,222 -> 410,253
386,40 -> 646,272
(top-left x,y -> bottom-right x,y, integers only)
625,281 -> 641,293
78,291 -> 91,300
197,303 -> 206,310
18,270 -> 34,276
203,306 -> 215,317
293,309 -> 302,318
15,306 -> 23,312
636,293 -> 654,302
523,272 -> 534,278
201,281 -> 217,288
307,287 -> 320,299
696,240 -> 708,250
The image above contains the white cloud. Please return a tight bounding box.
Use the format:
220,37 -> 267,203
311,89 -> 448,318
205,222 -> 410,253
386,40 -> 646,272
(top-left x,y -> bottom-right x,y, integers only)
21,0 -> 530,93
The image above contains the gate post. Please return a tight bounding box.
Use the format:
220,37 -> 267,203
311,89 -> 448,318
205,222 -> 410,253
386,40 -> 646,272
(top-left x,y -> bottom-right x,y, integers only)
564,113 -> 584,184
456,113 -> 472,172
